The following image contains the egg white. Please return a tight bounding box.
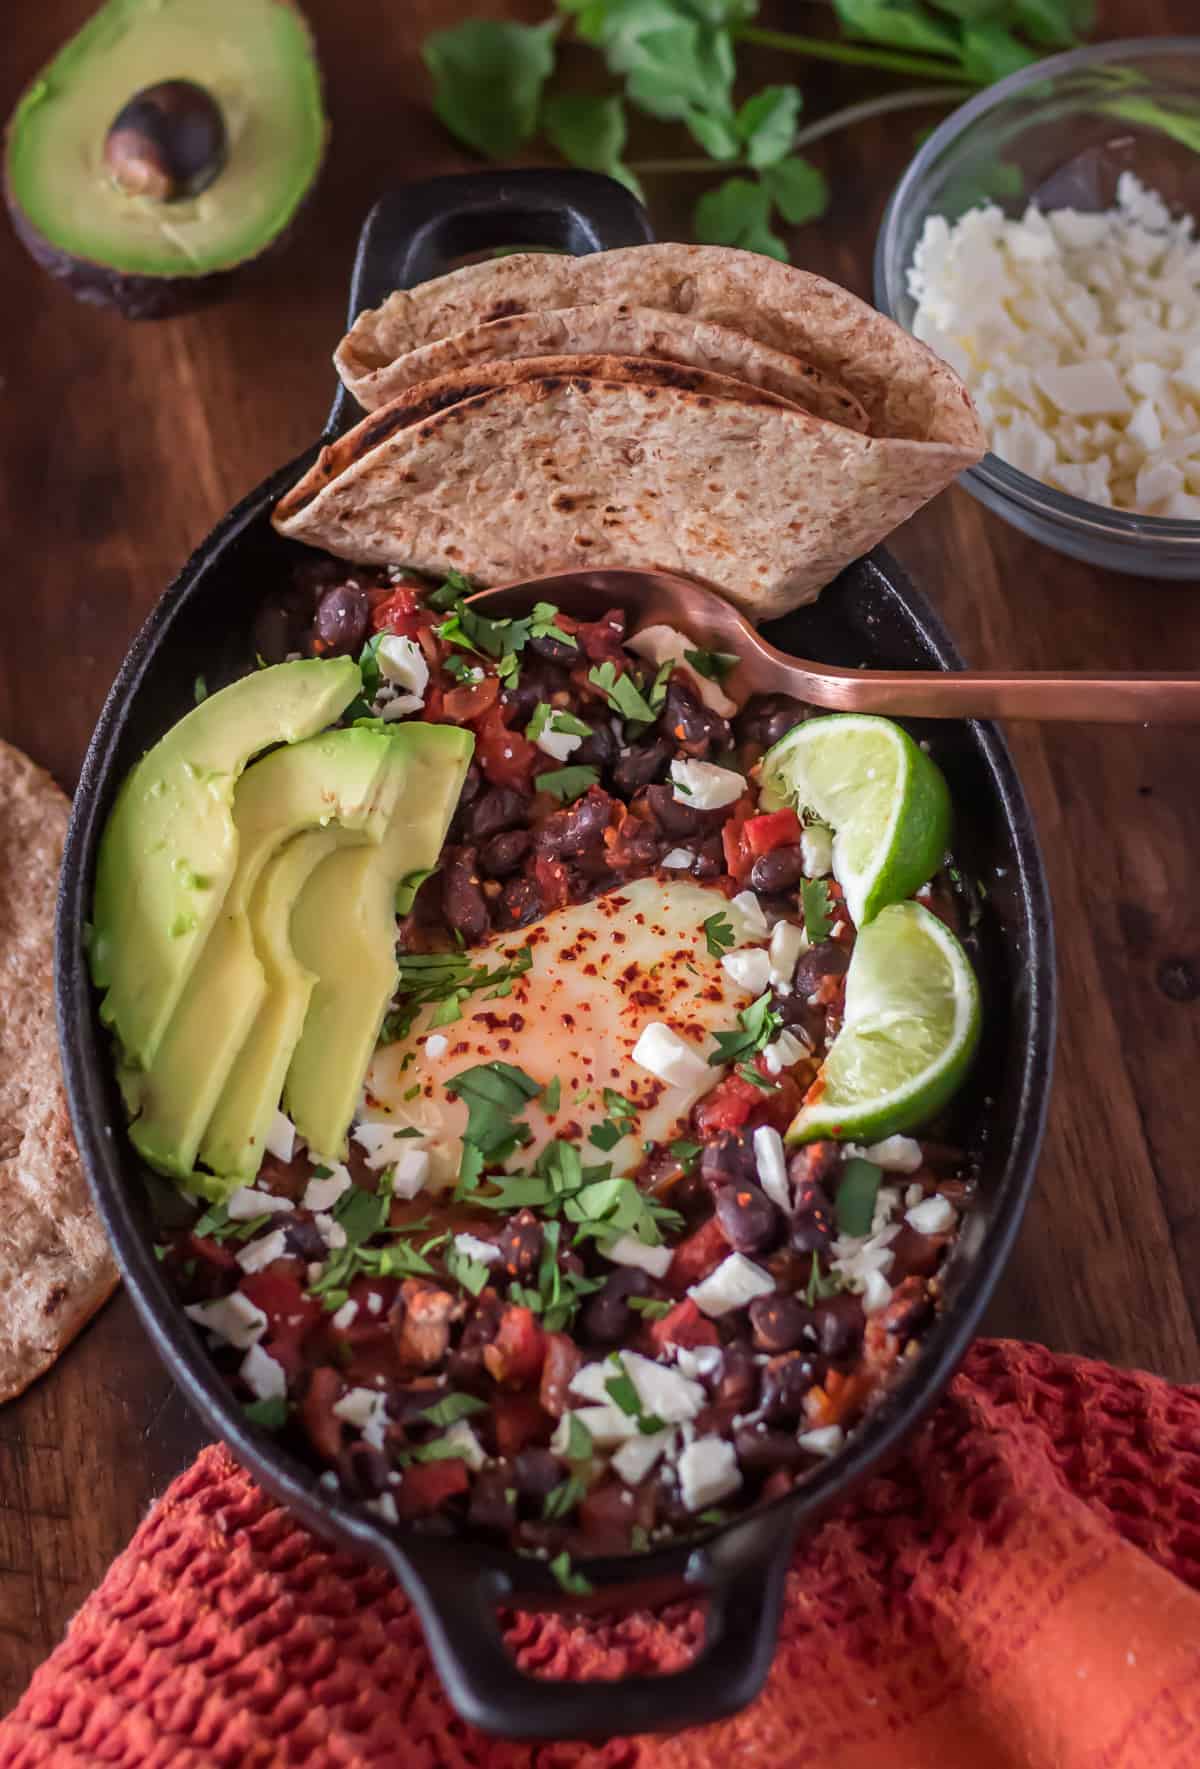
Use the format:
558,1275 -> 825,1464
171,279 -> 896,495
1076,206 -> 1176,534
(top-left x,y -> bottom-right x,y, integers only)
365,876 -> 747,1187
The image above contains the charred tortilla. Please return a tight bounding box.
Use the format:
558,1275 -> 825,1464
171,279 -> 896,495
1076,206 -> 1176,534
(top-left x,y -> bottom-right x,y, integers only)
0,740 -> 117,1403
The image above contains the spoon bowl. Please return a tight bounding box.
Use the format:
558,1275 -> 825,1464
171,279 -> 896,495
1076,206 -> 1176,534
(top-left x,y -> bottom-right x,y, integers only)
469,566 -> 1200,723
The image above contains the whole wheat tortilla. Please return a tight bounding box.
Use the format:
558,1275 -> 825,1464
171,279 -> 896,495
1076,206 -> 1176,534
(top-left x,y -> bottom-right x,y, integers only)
273,363 -> 979,616
342,300 -> 871,434
334,242 -> 981,448
0,740 -> 117,1403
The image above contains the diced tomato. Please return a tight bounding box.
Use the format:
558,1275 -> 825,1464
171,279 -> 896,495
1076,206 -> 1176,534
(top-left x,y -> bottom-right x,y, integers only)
693,1073 -> 765,1137
666,1217 -> 730,1294
371,586 -> 422,634
743,809 -> 802,858
395,1458 -> 470,1518
492,1391 -> 552,1456
721,801 -> 757,884
185,1231 -> 238,1272
576,609 -> 627,666
441,677 -> 500,725
240,1269 -> 323,1374
539,1332 -> 582,1418
534,855 -> 570,912
646,1298 -> 720,1354
301,1366 -> 344,1461
576,1475 -> 655,1551
483,1305 -> 547,1387
474,703 -> 539,790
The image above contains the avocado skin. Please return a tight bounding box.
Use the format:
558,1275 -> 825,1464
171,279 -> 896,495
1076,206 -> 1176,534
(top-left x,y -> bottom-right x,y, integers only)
4,0 -> 328,320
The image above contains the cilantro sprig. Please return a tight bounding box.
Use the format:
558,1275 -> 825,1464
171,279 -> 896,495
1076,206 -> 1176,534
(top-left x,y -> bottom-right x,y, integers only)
535,765 -> 600,804
382,945 -> 533,1044
709,991 -> 782,1069
587,658 -> 671,733
801,878 -> 835,943
684,647 -> 739,684
702,911 -> 735,960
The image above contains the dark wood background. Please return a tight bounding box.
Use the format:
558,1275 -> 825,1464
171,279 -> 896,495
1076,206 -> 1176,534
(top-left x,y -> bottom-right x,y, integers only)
2,0 -> 1197,1710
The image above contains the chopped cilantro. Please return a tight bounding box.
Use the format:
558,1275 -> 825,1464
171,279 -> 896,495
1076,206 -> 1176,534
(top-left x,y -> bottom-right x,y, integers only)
152,1242 -> 168,1262
709,992 -> 782,1068
604,1365 -> 666,1435
603,1089 -> 636,1121
800,878 -> 834,943
543,1076 -> 561,1115
526,703 -> 592,742
587,659 -> 660,726
420,1392 -> 489,1428
543,1473 -> 590,1520
564,1412 -> 594,1461
737,1062 -> 778,1092
344,632 -> 386,722
697,1508 -> 729,1526
446,1060 -> 542,1167
629,1296 -> 672,1320
193,674 -> 208,704
530,601 -> 577,647
438,601 -> 531,663
669,1139 -> 702,1175
588,1119 -> 624,1153
192,1203 -> 276,1245
383,945 -> 533,1044
836,1158 -> 883,1238
427,569 -> 473,611
408,1434 -> 471,1463
443,1245 -> 492,1296
535,765 -> 600,803
548,1551 -> 593,1596
702,911 -> 735,959
805,1254 -> 843,1307
395,867 -> 435,917
684,648 -> 738,683
243,1396 -> 288,1430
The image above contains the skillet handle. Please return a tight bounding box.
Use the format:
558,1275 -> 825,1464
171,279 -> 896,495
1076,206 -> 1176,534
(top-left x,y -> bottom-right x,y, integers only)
324,168 -> 654,438
384,1512 -> 793,1741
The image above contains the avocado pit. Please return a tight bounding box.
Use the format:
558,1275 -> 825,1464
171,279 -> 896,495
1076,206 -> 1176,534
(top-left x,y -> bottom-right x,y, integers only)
104,80 -> 227,203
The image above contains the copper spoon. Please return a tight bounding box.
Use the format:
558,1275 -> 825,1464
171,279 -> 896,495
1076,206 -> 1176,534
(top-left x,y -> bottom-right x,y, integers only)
468,567 -> 1200,723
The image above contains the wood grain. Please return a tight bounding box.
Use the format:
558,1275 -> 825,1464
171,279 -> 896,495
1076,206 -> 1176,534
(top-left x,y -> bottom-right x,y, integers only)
2,0 -> 1197,1711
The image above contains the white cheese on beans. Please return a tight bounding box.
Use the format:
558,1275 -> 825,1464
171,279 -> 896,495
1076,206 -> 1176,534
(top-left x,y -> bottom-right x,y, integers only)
797,1425 -> 845,1458
669,759 -> 745,810
235,1229 -> 287,1274
752,1126 -> 790,1211
225,1186 -> 292,1220
302,1163 -> 352,1211
800,825 -> 834,879
453,1232 -> 502,1266
612,1429 -> 674,1486
632,1022 -> 710,1089
661,847 -> 696,869
728,890 -> 769,941
333,1387 -> 387,1431
604,1234 -> 673,1278
768,919 -> 806,987
354,1119 -> 423,1170
443,1420 -> 487,1471
678,1435 -> 741,1510
184,1292 -> 267,1349
391,1147 -> 431,1200
378,634 -> 429,698
688,1253 -> 775,1317
627,624 -> 738,717
721,948 -> 772,996
240,1343 -> 287,1402
762,1029 -> 808,1075
906,1194 -> 956,1235
862,1135 -> 924,1173
265,1110 -> 298,1164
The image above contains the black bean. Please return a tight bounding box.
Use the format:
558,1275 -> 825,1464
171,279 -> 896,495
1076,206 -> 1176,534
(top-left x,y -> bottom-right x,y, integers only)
699,1132 -> 758,1192
659,678 -> 732,759
612,739 -> 672,796
574,720 -> 616,770
253,596 -> 309,665
463,786 -> 530,842
469,1466 -> 517,1534
581,1268 -> 655,1345
690,838 -> 725,879
641,782 -> 725,839
810,1293 -> 865,1360
313,582 -> 370,656
734,1424 -> 809,1471
713,1183 -> 782,1256
496,876 -> 543,930
512,1448 -> 561,1500
441,847 -> 490,944
338,1441 -> 391,1498
713,1344 -> 760,1413
285,1217 -> 327,1262
793,940 -> 850,994
529,630 -> 579,666
735,694 -> 809,752
534,786 -> 614,858
748,1293 -> 810,1353
496,1208 -> 543,1281
479,828 -> 532,878
760,1352 -> 823,1423
788,1181 -> 836,1256
749,846 -> 805,893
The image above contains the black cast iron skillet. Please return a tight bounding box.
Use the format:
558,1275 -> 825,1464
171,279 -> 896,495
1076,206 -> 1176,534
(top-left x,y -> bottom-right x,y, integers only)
56,169 -> 1055,1741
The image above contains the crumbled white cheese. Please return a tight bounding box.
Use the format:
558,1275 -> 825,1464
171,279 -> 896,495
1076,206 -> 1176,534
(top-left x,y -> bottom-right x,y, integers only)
391,1147 -> 432,1200
443,1419 -> 487,1471
677,1435 -> 741,1511
225,1186 -> 293,1220
378,635 -> 429,700
313,1212 -> 347,1251
365,1492 -> 399,1525
800,825 -> 834,879
424,1034 -> 449,1061
265,1110 -> 298,1164
689,1253 -> 776,1317
240,1343 -> 287,1402
669,758 -> 745,810
235,1229 -> 288,1274
621,1351 -> 706,1423
671,1343 -> 724,1382
453,1232 -> 502,1266
906,1194 -> 957,1236
797,1424 -> 845,1458
333,1387 -> 388,1431
632,1022 -> 709,1088
557,1402 -> 632,1448
604,1234 -> 673,1279
331,1299 -> 359,1330
302,1163 -> 353,1211
627,624 -> 737,717
534,709 -> 584,764
354,1120 -> 425,1170
184,1292 -> 267,1349
661,847 -> 696,869
908,174 -> 1200,514
721,947 -> 772,996
366,1291 -> 384,1316
861,1268 -> 894,1314
762,1028 -> 808,1075
612,1429 -> 674,1486
768,919 -> 806,987
753,1125 -> 790,1211
862,1134 -> 924,1173
728,890 -> 769,941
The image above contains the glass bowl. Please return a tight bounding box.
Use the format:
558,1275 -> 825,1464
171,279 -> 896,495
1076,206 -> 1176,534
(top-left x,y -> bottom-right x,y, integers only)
874,37 -> 1200,579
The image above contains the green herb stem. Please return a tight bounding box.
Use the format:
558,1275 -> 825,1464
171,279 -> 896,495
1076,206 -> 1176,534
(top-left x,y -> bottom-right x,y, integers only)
733,23 -> 979,84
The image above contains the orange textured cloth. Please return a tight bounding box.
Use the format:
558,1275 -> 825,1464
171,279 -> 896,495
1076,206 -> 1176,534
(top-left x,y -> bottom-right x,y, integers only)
3,1339 -> 1199,1768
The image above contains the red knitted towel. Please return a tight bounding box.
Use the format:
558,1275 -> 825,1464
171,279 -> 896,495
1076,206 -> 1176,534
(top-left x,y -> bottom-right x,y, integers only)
3,1339 -> 1199,1768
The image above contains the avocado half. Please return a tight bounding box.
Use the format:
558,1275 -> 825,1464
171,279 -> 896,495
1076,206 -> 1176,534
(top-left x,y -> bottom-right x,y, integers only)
5,0 -> 328,319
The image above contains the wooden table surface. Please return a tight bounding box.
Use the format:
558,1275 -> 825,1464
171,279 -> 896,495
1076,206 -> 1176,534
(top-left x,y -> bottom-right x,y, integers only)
2,0 -> 1198,1712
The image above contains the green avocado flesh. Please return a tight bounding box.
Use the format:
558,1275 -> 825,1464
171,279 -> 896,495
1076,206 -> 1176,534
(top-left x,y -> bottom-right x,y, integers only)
6,0 -> 325,276
125,726 -> 410,1184
285,724 -> 474,1162
91,658 -> 360,1073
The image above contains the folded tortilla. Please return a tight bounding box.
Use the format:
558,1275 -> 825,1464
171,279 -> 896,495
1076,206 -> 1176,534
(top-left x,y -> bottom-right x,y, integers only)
273,353 -> 983,617
334,242 -> 983,447
339,299 -> 871,435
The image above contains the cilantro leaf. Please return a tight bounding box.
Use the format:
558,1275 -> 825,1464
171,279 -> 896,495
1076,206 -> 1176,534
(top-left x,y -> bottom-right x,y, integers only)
694,177 -> 787,261
544,1076 -> 561,1115
805,1253 -> 843,1306
548,1550 -> 594,1596
423,18 -> 559,159
535,765 -> 600,803
564,1411 -> 594,1460
444,1246 -> 493,1296
702,911 -> 735,959
736,84 -> 801,169
383,945 -> 532,1044
243,1395 -> 288,1429
542,91 -> 642,197
420,1392 -> 489,1428
395,867 -> 435,917
446,1061 -> 542,1164
800,878 -> 834,942
587,659 -> 658,725
544,1473 -> 591,1520
836,1157 -> 883,1238
709,991 -> 782,1068
588,1118 -> 625,1153
605,1369 -> 642,1416
526,703 -> 592,741
529,601 -> 578,647
427,569 -> 474,612
961,20 -> 1035,82
762,155 -> 830,226
684,647 -> 739,684
629,1295 -> 672,1320
669,1138 -> 702,1174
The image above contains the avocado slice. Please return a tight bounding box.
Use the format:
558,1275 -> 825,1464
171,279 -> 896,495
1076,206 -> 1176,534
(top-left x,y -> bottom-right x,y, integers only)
126,726 -> 407,1185
91,656 -> 360,1074
5,0 -> 326,319
285,724 -> 474,1161
196,826 -> 342,1186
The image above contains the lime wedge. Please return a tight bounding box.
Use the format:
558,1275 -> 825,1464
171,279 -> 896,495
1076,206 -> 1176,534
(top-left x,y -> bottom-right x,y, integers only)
786,901 -> 980,1145
759,714 -> 950,929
